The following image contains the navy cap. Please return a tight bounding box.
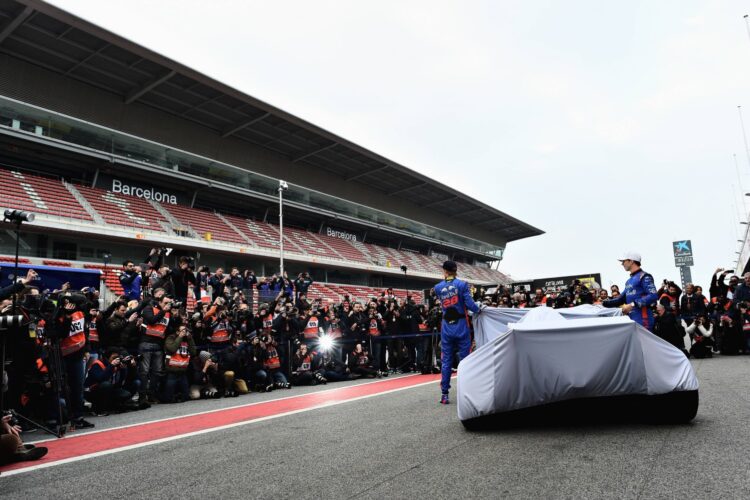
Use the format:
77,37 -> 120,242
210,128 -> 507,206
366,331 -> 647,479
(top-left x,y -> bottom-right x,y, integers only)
442,260 -> 457,273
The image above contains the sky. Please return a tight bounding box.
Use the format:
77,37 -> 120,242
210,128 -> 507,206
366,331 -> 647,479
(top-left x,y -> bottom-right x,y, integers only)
48,0 -> 750,288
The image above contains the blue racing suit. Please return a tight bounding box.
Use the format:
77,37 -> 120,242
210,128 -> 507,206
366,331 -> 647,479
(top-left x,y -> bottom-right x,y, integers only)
603,270 -> 658,330
434,277 -> 479,394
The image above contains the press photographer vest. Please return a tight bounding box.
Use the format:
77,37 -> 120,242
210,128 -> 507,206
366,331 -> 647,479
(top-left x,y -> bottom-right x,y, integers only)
368,319 -> 380,336
209,320 -> 231,343
265,345 -> 281,370
145,307 -> 170,339
418,322 -> 430,332
86,359 -> 108,389
167,341 -> 191,369
298,354 -> 312,372
61,310 -> 86,356
262,314 -> 273,334
88,319 -> 99,344
303,317 -> 319,339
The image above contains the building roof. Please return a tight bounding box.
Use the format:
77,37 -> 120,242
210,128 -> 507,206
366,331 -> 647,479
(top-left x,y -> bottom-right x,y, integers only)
0,0 -> 543,243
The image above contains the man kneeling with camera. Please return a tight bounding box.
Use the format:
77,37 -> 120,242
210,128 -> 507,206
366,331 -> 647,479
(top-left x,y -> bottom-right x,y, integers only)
85,350 -> 140,414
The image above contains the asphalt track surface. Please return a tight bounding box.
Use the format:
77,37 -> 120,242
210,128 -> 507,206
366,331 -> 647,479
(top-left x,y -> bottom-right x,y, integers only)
1,356 -> 749,499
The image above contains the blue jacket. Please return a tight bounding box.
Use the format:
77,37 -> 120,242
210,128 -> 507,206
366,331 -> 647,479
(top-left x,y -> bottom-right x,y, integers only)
119,270 -> 141,301
603,269 -> 658,329
434,277 -> 479,333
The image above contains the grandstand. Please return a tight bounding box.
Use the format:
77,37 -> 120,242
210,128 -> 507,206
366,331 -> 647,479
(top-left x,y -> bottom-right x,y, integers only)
0,0 -> 542,299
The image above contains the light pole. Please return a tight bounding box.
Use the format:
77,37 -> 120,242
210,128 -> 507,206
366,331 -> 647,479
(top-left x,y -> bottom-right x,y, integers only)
278,180 -> 289,276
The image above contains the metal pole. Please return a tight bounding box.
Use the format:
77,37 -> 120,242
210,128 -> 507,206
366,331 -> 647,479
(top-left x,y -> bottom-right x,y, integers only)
737,106 -> 750,173
278,185 -> 284,276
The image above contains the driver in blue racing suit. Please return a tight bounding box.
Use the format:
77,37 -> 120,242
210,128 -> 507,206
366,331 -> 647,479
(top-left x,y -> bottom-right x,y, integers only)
434,260 -> 482,404
603,251 -> 658,330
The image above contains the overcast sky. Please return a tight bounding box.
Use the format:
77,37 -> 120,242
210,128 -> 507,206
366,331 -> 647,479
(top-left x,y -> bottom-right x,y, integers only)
49,0 -> 750,288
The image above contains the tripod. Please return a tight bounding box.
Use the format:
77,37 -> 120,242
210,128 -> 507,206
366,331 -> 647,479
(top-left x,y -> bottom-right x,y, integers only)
1,210 -> 64,438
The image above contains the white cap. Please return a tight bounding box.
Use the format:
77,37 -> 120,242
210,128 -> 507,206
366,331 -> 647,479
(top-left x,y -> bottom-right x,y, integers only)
618,251 -> 641,262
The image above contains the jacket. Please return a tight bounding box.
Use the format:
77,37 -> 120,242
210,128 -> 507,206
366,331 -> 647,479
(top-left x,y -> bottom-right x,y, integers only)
603,270 -> 658,329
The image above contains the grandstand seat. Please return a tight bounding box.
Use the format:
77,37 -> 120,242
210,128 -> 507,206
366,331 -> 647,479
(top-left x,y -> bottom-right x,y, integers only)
282,226 -> 336,259
83,263 -> 124,295
0,256 -> 31,264
159,203 -> 249,245
230,217 -> 283,251
42,260 -> 72,267
0,169 -> 91,222
316,234 -> 369,264
74,184 -> 167,232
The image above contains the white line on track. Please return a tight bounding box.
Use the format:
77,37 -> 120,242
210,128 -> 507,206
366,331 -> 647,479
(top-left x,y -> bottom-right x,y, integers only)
24,374 -> 423,445
3,375 -> 442,478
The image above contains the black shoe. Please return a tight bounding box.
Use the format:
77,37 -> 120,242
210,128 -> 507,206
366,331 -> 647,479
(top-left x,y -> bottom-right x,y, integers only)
72,418 -> 95,429
12,446 -> 48,462
265,384 -> 275,392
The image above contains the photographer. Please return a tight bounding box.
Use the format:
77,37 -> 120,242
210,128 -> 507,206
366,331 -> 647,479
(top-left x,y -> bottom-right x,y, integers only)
163,325 -> 197,403
658,281 -> 681,314
204,297 -> 234,351
685,315 -> 714,359
53,292 -> 94,429
149,266 -> 175,298
209,268 -> 231,300
84,349 -> 139,413
139,295 -> 174,404
291,343 -> 326,385
0,268 -> 38,300
710,268 -> 738,300
0,413 -> 47,465
294,272 -> 314,299
348,343 -> 378,378
262,333 -> 292,389
271,303 -> 299,373
87,305 -> 102,361
119,261 -> 142,301
196,266 -> 211,303
300,309 -> 322,349
346,302 -> 368,346
189,351 -> 221,400
325,310 -> 346,362
244,335 -> 272,392
104,302 -> 140,353
718,307 -> 743,355
242,269 -> 257,303
680,283 -> 706,324
169,257 -> 197,309
315,347 -> 350,382
415,305 -> 433,374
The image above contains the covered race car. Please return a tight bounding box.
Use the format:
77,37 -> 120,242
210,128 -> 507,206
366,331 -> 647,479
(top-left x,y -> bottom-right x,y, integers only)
473,304 -> 623,349
458,307 -> 699,429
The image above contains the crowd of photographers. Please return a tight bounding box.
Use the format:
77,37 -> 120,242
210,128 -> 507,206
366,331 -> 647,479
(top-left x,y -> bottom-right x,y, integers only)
3,249 -> 750,459
0,250 -> 446,448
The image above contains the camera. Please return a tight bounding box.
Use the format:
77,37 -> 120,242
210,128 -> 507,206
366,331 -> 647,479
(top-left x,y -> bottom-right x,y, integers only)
0,315 -> 24,329
172,300 -> 184,309
279,180 -> 289,191
2,409 -> 19,427
3,209 -> 35,223
184,256 -> 196,271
